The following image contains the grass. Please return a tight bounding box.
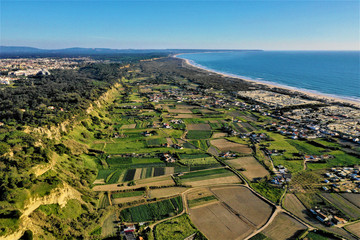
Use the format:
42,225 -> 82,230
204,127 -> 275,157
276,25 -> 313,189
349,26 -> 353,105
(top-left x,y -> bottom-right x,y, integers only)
287,140 -> 325,155
120,196 -> 183,222
179,157 -> 219,166
96,169 -> 115,180
112,191 -> 144,199
186,130 -> 212,140
251,180 -> 284,204
188,195 -> 217,208
107,170 -> 124,184
154,214 -> 201,240
38,199 -> 84,219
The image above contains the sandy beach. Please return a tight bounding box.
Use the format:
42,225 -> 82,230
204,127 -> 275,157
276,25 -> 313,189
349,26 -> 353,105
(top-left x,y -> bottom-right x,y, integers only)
173,54 -> 360,108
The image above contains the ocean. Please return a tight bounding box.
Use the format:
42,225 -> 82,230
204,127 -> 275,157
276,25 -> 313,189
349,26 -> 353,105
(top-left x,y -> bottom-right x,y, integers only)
177,51 -> 360,101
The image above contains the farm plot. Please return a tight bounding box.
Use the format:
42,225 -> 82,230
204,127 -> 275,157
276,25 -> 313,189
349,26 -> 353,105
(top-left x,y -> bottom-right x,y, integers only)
225,157 -> 269,181
154,214 -> 201,240
177,114 -> 199,118
146,138 -> 167,148
120,124 -> 137,129
212,132 -> 228,138
93,175 -> 175,192
210,139 -> 252,154
321,193 -> 360,220
261,213 -> 307,240
168,108 -> 193,114
186,130 -> 212,140
346,222 -> 360,238
120,196 -> 183,222
149,187 -> 187,199
187,124 -> 211,131
189,202 -> 253,240
186,188 -> 219,208
179,153 -> 219,166
180,168 -> 240,187
211,186 -> 273,227
341,193 -> 360,208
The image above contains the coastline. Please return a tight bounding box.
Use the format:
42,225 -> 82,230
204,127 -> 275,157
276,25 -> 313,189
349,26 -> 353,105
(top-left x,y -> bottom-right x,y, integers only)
173,54 -> 360,108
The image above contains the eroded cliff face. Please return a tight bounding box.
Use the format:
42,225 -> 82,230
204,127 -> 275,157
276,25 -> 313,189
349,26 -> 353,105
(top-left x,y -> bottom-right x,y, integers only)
0,183 -> 83,240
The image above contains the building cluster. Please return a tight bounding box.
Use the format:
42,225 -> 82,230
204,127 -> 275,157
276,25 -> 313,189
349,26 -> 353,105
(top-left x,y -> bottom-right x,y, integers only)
283,106 -> 360,140
237,90 -> 320,108
270,165 -> 291,185
322,166 -> 360,193
309,208 -> 347,226
0,57 -> 95,84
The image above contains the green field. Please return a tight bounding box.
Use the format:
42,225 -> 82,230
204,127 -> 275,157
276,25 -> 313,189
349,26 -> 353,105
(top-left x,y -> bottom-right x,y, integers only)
179,168 -> 230,180
154,214 -> 204,240
186,130 -> 212,140
112,191 -> 144,199
120,196 -> 183,222
146,138 -> 167,147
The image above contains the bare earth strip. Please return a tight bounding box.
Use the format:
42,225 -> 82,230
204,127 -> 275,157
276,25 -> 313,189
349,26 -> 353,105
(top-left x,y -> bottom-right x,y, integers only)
133,168 -> 142,180
112,196 -> 143,204
168,108 -> 193,113
210,139 -> 252,154
187,123 -> 211,131
93,175 -> 175,192
93,179 -> 105,185
211,132 -> 228,138
120,124 -> 136,129
189,202 -> 253,240
177,114 -> 199,118
166,137 -> 173,145
261,212 -> 307,240
211,186 -> 273,227
346,222 -> 360,238
164,167 -> 174,175
226,157 -> 269,181
149,187 -> 187,199
207,146 -> 220,157
183,176 -> 240,187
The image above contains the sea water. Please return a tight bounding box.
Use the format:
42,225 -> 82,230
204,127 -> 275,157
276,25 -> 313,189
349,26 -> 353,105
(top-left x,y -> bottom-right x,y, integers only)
177,51 -> 360,101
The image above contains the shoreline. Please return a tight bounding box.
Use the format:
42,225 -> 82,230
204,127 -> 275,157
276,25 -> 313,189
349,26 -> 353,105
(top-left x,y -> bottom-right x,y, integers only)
173,54 -> 360,108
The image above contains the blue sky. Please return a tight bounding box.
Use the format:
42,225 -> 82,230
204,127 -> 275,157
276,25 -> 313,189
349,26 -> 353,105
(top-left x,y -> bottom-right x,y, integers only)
1,0 -> 359,50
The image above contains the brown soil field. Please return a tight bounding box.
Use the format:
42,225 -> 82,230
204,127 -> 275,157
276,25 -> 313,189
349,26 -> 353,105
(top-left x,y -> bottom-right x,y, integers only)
186,188 -> 214,201
225,157 -> 269,181
207,146 -> 220,156
148,187 -> 187,199
112,196 -> 143,204
341,193 -> 360,209
187,123 -> 211,131
211,132 -> 228,138
120,124 -> 136,129
93,175 -> 175,192
262,213 -> 307,240
189,202 -> 253,240
164,167 -> 174,175
183,176 -> 240,187
176,104 -> 196,109
133,168 -> 142,180
168,108 -> 193,114
210,139 -> 252,154
346,222 -> 360,238
211,186 -> 273,227
177,114 -> 199,118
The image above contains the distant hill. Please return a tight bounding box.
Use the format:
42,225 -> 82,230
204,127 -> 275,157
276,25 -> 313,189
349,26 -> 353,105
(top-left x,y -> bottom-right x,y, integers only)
0,46 -> 262,58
